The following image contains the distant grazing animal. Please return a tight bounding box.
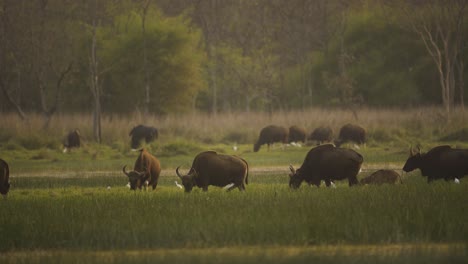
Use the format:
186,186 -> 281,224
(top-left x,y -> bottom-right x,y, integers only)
403,145 -> 468,183
176,151 -> 249,192
360,169 -> 402,185
63,129 -> 81,153
129,125 -> 158,149
289,144 -> 363,188
122,148 -> 161,190
253,125 -> 289,152
308,126 -> 333,145
288,125 -> 306,143
334,123 -> 366,147
0,159 -> 10,198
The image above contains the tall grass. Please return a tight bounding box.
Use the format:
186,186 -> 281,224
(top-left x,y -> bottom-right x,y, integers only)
1,107 -> 467,149
1,175 -> 467,252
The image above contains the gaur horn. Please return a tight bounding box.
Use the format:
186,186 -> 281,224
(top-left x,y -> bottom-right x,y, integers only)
122,165 -> 130,177
176,166 -> 183,178
410,146 -> 416,156
289,164 -> 296,174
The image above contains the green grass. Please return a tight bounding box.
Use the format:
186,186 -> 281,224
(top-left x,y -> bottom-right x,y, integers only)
1,109 -> 468,263
1,174 -> 467,251
1,244 -> 467,264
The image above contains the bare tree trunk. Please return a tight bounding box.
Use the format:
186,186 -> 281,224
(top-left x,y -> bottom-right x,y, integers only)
209,45 -> 218,116
141,0 -> 151,117
458,60 -> 465,112
0,75 -> 27,120
403,2 -> 467,118
90,6 -> 101,143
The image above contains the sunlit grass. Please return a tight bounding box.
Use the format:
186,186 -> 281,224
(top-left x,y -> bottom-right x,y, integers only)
1,174 -> 467,252
1,108 -> 468,263
2,244 -> 466,264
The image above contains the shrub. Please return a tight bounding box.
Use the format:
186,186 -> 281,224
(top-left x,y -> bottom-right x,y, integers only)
157,140 -> 202,157
222,131 -> 251,144
440,127 -> 468,142
17,135 -> 45,150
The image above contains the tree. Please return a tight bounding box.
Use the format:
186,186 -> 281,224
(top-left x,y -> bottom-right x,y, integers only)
402,0 -> 468,115
99,8 -> 205,114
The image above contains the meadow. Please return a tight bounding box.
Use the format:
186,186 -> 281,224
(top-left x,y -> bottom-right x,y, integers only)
1,108 -> 468,263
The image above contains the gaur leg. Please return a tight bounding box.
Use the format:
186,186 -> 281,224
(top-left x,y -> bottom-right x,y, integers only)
202,186 -> 208,192
325,179 -> 332,187
348,176 -> 358,186
312,179 -> 321,187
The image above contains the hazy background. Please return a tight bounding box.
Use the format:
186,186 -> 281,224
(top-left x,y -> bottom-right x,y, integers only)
1,0 -> 467,143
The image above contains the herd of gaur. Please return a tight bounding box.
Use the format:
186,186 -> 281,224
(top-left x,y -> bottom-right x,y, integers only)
1,123 -> 467,197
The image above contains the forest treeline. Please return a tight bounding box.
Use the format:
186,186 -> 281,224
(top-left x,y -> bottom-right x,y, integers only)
1,0 -> 467,118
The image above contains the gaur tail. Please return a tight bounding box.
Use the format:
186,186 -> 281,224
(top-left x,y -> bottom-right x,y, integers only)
240,157 -> 249,185
0,160 -> 9,183
245,164 -> 249,185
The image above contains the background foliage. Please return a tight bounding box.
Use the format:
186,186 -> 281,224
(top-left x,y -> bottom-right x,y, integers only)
1,0 -> 467,117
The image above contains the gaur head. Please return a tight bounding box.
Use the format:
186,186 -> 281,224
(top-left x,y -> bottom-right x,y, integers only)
288,165 -> 305,189
253,143 -> 261,152
176,166 -> 198,192
122,165 -> 147,190
402,146 -> 422,172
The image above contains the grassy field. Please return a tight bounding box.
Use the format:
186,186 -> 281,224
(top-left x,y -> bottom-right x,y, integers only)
1,172 -> 468,263
1,108 -> 468,263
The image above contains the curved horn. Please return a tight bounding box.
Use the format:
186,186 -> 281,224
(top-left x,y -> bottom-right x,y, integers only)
176,166 -> 183,178
122,165 -> 130,177
289,164 -> 296,175
409,146 -> 416,156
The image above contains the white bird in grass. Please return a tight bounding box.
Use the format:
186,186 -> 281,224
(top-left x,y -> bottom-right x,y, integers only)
454,178 -> 460,184
223,183 -> 235,190
175,181 -> 184,189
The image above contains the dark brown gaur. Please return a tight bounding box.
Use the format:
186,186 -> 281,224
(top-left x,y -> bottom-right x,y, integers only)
63,129 -> 81,153
334,123 -> 366,147
254,125 -> 289,152
308,126 -> 333,145
403,145 -> 468,183
289,144 -> 363,188
176,151 -> 249,192
0,159 -> 10,199
288,125 -> 306,143
129,125 -> 158,149
122,148 -> 161,190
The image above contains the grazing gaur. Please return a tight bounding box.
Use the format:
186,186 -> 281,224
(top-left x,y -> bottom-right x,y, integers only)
63,129 -> 81,153
0,159 -> 10,198
360,169 -> 402,185
253,125 -> 289,152
129,125 -> 159,149
176,151 -> 249,192
289,144 -> 363,188
334,123 -> 366,147
308,126 -> 333,145
122,148 -> 161,190
288,125 -> 306,144
403,145 -> 468,183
